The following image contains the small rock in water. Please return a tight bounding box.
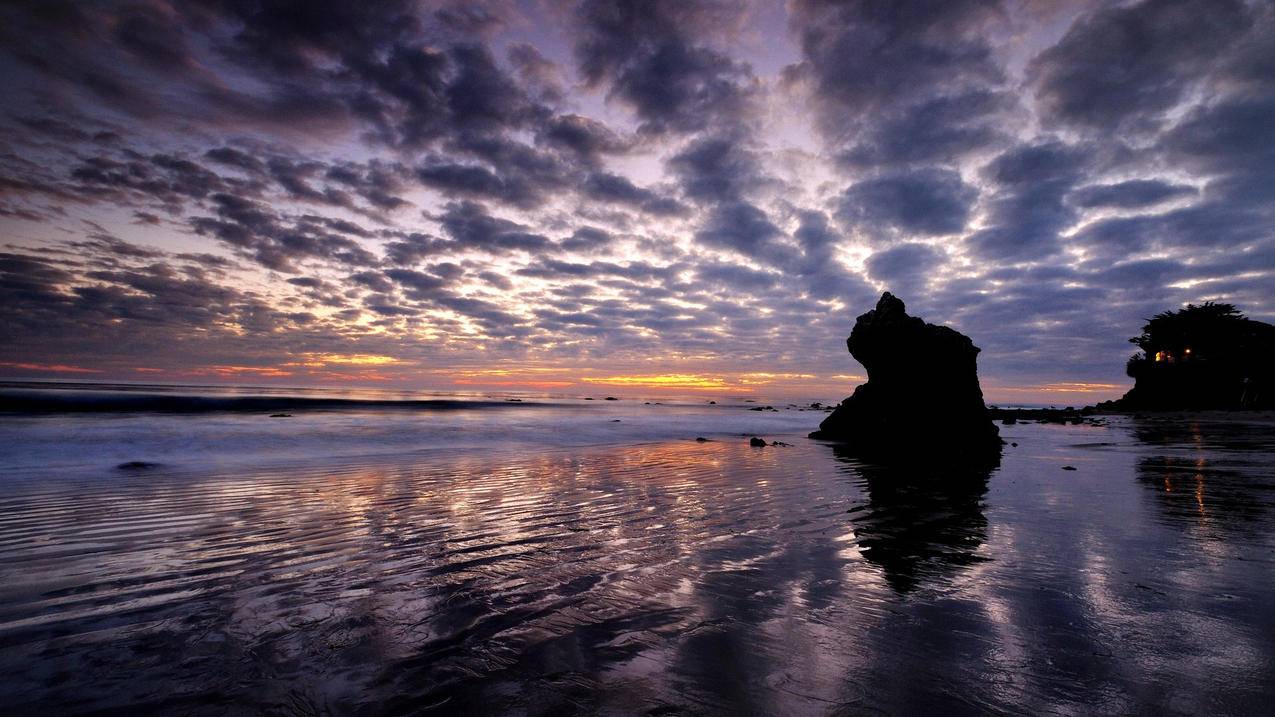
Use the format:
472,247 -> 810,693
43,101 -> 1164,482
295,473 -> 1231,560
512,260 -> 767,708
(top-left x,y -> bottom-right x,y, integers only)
269,413 -> 293,418
604,396 -> 618,401
749,437 -> 768,447
770,440 -> 791,447
610,419 -> 622,422
695,436 -> 710,442
1061,465 -> 1078,471
708,400 -> 716,404
1011,442 -> 1018,447
116,461 -> 161,470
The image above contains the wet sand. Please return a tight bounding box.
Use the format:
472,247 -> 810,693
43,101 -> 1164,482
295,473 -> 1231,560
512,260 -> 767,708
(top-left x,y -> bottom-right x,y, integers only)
1,415 -> 1273,714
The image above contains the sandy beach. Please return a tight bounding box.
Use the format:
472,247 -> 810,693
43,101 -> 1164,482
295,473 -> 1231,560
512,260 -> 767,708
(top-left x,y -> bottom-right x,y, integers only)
2,400 -> 1273,714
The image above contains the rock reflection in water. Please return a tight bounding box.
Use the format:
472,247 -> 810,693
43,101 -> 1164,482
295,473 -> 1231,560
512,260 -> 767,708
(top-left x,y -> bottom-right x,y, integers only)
831,445 -> 992,594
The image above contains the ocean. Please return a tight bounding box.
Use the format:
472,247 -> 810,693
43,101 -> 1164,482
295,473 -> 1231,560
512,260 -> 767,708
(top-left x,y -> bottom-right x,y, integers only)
1,382 -> 1273,714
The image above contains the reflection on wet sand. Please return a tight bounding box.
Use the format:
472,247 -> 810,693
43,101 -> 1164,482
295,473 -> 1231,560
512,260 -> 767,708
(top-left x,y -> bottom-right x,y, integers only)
831,445 -> 993,594
2,420 -> 1275,714
1132,416 -> 1275,538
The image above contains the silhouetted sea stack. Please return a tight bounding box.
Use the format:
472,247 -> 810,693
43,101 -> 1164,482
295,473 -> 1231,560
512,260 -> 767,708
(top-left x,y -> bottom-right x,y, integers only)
810,292 -> 1002,465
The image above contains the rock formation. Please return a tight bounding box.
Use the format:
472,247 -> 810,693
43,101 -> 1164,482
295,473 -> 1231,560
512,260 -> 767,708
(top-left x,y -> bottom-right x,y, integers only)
810,292 -> 1001,465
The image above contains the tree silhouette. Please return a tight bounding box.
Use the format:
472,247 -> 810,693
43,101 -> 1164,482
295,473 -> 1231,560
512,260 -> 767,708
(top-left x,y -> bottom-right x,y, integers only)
1122,302 -> 1275,409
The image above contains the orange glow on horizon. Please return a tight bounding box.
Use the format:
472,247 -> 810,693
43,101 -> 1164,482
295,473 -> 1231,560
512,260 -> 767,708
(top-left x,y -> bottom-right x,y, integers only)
453,379 -> 576,388
582,374 -> 749,391
0,362 -> 99,373
995,382 -> 1125,394
284,353 -> 403,368
190,365 -> 295,378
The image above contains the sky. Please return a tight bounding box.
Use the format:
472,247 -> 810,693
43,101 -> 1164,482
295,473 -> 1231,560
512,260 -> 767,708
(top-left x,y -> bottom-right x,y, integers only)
1,0 -> 1272,403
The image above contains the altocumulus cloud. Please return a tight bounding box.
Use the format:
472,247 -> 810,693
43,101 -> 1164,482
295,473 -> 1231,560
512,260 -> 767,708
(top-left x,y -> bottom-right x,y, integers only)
0,0 -> 1272,398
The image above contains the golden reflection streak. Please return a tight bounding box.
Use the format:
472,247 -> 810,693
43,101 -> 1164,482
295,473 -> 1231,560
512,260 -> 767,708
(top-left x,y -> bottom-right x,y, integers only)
996,382 -> 1126,393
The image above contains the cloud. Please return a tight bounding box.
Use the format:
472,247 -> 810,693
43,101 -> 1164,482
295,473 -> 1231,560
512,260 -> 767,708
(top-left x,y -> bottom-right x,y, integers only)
966,141 -> 1090,261
0,0 -> 1273,395
1028,0 -> 1248,132
1069,180 -> 1197,209
537,114 -> 628,161
190,193 -> 378,272
694,201 -> 784,261
838,168 -> 978,239
435,200 -> 551,254
668,135 -> 764,203
580,172 -> 686,216
385,268 -> 448,300
786,0 -> 1005,140
865,242 -> 946,297
572,0 -> 757,134
836,91 -> 1011,169
417,162 -> 539,208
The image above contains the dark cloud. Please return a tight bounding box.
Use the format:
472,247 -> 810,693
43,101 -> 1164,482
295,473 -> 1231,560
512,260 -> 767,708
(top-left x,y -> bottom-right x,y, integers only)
515,258 -> 677,284
417,162 -> 538,208
1074,203 -> 1270,261
416,131 -> 582,208
560,227 -> 614,253
69,153 -> 229,211
69,234 -> 164,261
668,135 -> 763,203
836,91 -> 1011,169
324,160 -> 411,211
786,0 -> 1005,139
572,0 -> 757,134
838,168 -> 977,239
190,193 -> 377,273
694,201 -> 784,261
205,147 -> 267,175
966,141 -> 1090,261
537,114 -> 628,162
1161,96 -> 1275,196
1028,0 -> 1248,132
580,173 -> 686,216
385,268 -> 448,300
865,242 -> 945,296
436,201 -> 551,254
383,233 -> 448,267
694,262 -> 778,292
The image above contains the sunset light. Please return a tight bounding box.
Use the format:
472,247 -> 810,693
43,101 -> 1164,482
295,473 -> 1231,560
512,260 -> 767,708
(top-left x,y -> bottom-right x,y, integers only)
1,2 -> 1274,713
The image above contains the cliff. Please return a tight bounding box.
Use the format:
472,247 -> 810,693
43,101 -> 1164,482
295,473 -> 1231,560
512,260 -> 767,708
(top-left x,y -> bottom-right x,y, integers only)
810,292 -> 1002,465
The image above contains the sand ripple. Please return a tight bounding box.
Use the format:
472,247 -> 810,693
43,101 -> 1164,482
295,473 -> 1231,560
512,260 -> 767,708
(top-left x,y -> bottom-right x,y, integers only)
1,420 -> 1274,715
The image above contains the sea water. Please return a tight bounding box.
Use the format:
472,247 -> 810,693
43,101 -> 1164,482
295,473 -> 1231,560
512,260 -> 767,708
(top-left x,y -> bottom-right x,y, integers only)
1,383 -> 1273,714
